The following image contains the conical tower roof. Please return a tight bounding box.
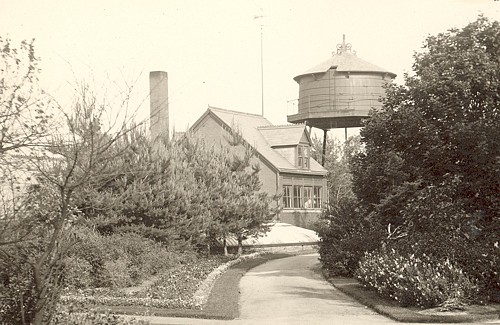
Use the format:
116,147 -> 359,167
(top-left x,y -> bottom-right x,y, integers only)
294,36 -> 396,81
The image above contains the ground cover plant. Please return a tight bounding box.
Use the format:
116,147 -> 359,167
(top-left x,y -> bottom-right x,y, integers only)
50,308 -> 150,325
61,253 -> 234,310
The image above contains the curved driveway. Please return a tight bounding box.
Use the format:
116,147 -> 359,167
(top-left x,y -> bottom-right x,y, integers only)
145,253 -> 487,325
237,253 -> 391,325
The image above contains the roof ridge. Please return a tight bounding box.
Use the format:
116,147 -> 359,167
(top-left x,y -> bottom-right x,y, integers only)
258,124 -> 305,129
208,106 -> 265,118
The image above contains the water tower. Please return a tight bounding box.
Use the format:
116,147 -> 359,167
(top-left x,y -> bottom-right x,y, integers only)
287,36 -> 396,164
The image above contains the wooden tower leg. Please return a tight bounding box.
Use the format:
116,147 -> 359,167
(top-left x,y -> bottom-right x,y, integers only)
322,129 -> 328,166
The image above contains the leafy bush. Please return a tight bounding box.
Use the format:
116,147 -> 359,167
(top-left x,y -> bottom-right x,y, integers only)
316,198 -> 384,277
0,244 -> 38,324
64,227 -> 187,289
356,249 -> 479,308
64,257 -> 94,289
391,180 -> 500,301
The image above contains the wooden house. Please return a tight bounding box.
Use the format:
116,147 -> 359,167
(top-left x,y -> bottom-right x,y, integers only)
190,106 -> 327,229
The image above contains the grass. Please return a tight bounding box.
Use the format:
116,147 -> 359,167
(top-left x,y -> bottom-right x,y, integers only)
201,253 -> 291,319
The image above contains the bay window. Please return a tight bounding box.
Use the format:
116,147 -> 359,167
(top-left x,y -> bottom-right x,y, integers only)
283,184 -> 322,209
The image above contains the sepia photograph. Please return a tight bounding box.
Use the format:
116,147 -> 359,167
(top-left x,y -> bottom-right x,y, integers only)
0,1 -> 499,324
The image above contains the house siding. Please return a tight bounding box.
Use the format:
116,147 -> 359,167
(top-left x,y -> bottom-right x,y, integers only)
191,109 -> 327,230
191,114 -> 226,146
192,113 -> 278,198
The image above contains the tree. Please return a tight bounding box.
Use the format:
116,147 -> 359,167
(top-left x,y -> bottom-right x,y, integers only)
0,37 -> 53,155
351,16 -> 500,298
0,80 -> 141,324
196,128 -> 275,256
0,37 -> 55,247
71,127 -> 274,257
311,134 -> 360,205
354,16 -> 500,224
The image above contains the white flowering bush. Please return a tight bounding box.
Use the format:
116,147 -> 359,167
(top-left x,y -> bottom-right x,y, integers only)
355,249 -> 478,308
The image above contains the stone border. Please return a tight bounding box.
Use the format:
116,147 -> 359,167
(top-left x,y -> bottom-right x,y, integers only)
192,252 -> 265,308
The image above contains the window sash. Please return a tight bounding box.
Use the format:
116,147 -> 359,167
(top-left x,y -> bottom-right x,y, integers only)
282,185 -> 292,208
293,185 -> 303,208
304,186 -> 313,208
283,184 -> 322,209
297,145 -> 310,169
313,186 -> 322,208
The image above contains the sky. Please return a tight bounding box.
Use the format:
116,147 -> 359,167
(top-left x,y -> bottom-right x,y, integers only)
1,0 -> 499,140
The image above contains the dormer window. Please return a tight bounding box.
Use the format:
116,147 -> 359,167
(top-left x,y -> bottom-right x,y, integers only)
297,145 -> 310,169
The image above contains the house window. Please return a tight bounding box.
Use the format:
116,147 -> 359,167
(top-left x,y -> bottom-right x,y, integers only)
303,186 -> 313,208
283,184 -> 322,209
293,185 -> 303,208
297,145 -> 310,169
313,186 -> 322,208
283,185 -> 292,208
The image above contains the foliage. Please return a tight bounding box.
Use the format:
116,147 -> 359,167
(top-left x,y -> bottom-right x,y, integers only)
393,179 -> 500,300
75,129 -> 274,256
0,183 -> 76,325
61,255 -> 234,310
51,307 -> 149,325
350,16 -> 500,301
312,134 -> 372,277
315,198 -> 384,277
63,227 -> 188,289
356,249 -> 479,309
353,16 -> 500,225
311,134 -> 361,205
0,242 -> 38,324
141,256 -> 230,302
0,76 -> 141,324
208,130 -> 275,255
0,36 -> 53,155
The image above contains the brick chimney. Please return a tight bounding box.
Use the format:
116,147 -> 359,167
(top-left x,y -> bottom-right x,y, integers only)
149,71 -> 169,140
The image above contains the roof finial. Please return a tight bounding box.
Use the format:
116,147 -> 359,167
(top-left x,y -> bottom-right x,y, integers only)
335,34 -> 355,55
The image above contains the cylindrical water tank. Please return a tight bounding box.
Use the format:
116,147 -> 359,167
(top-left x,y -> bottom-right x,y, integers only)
287,42 -> 396,130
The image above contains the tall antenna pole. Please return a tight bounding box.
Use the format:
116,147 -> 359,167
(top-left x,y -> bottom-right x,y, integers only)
260,22 -> 264,117
254,8 -> 264,116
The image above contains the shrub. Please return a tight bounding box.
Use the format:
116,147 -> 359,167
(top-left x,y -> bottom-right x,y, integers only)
356,249 -> 479,308
64,257 -> 94,289
102,231 -> 181,281
392,181 -> 500,301
316,198 -> 384,277
102,257 -> 133,288
0,245 -> 38,324
64,227 -> 186,289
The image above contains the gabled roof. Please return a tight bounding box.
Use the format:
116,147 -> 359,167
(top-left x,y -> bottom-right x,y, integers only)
191,106 -> 326,176
258,124 -> 310,147
294,52 -> 396,81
